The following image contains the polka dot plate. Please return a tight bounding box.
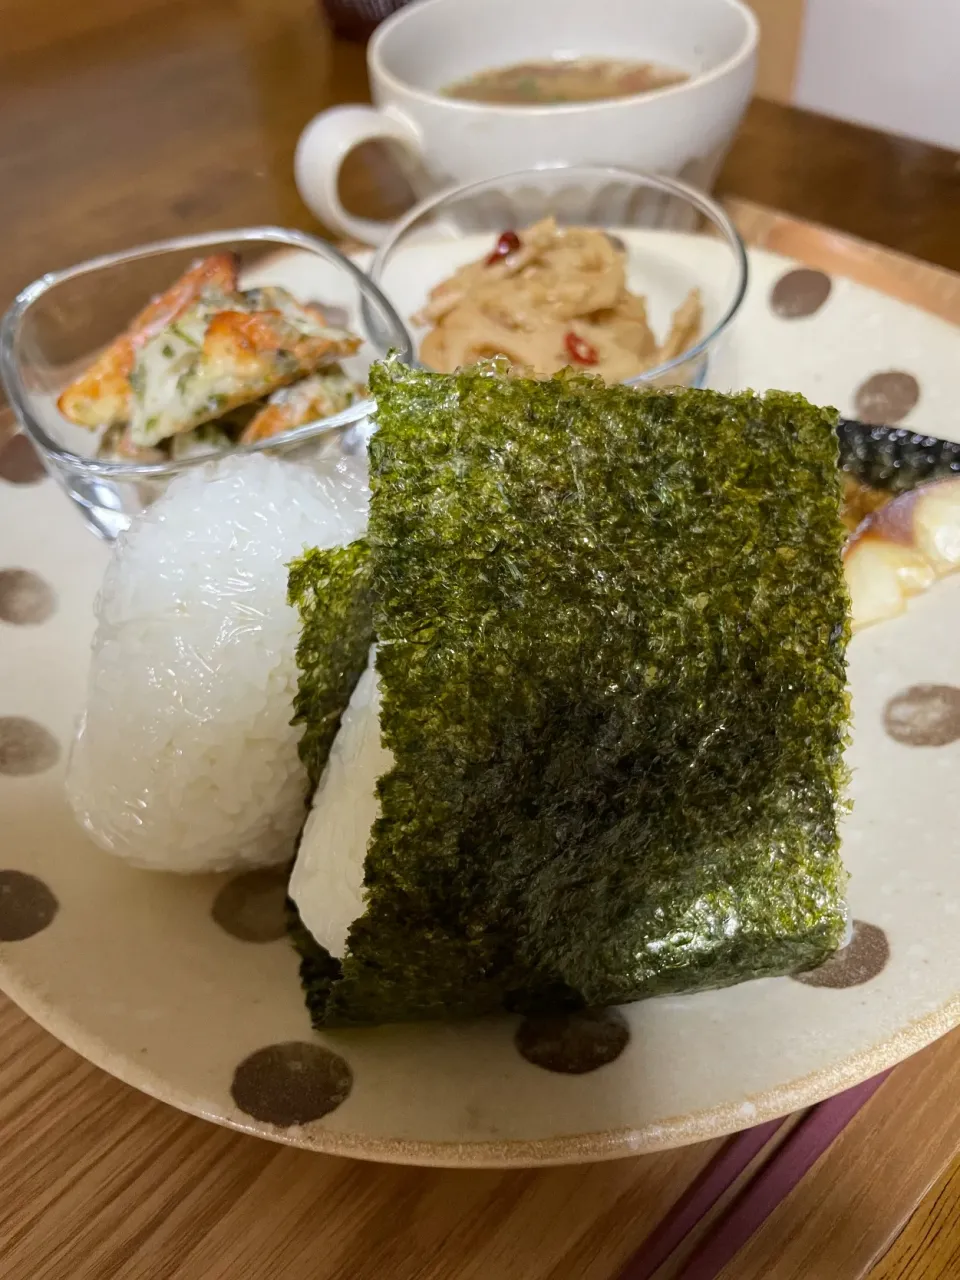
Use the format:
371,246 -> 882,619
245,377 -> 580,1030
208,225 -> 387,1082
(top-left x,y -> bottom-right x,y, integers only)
1,241 -> 959,1167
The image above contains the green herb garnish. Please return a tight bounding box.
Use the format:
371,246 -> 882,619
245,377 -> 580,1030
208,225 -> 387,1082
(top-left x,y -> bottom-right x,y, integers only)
169,322 -> 199,348
127,362 -> 146,402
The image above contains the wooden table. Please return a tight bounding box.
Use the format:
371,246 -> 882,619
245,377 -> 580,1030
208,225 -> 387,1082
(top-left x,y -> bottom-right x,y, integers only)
2,3 -> 960,1277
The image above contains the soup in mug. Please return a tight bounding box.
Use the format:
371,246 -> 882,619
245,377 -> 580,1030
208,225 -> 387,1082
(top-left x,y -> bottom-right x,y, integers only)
445,57 -> 690,105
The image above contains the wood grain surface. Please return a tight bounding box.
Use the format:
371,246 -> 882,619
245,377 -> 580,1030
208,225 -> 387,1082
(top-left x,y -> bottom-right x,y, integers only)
1,2 -> 960,1277
714,1031 -> 960,1280
870,1158 -> 960,1280
0,1000 -> 725,1280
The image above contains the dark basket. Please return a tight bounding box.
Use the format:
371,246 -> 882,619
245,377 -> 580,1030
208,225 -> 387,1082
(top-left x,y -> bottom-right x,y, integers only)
320,0 -> 414,40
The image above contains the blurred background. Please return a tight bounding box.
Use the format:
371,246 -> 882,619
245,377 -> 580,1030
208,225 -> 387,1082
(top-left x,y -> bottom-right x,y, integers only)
4,0 -> 957,152
751,0 -> 959,150
1,0 -> 957,153
2,0 -> 955,316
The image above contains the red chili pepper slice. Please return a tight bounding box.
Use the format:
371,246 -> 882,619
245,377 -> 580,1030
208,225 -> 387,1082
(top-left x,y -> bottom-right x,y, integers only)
564,332 -> 599,366
485,230 -> 521,265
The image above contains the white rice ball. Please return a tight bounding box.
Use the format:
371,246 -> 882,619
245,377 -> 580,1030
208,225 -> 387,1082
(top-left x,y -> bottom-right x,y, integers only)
67,451 -> 368,873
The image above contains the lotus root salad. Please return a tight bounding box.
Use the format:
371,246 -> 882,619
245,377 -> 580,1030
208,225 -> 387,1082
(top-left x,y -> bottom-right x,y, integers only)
413,219 -> 702,384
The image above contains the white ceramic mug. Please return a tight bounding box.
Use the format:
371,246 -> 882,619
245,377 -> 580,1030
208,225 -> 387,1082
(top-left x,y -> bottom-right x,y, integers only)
296,0 -> 758,244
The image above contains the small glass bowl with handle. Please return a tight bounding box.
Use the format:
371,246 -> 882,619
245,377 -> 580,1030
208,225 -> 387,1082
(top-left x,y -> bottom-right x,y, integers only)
0,226 -> 413,540
370,164 -> 748,392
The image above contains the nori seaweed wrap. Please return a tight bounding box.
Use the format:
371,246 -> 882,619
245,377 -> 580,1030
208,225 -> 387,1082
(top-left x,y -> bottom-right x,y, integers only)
289,359 -> 851,1028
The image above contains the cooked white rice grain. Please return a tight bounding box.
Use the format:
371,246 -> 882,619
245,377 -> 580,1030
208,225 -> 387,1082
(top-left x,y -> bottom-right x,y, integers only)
289,646 -> 391,956
67,451 -> 368,873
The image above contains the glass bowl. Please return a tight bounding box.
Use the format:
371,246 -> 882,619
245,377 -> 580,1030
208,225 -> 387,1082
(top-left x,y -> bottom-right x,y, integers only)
0,227 -> 413,540
369,164 -> 748,390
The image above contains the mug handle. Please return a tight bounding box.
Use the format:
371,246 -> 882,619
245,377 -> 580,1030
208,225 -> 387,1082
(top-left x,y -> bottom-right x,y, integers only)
294,105 -> 423,245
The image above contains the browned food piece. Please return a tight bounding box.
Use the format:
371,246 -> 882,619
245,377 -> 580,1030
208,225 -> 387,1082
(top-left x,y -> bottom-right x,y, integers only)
57,254 -> 239,429
413,218 -> 624,331
239,368 -> 363,443
419,287 -> 699,385
840,474 -> 893,531
129,291 -> 361,447
584,292 -> 658,362
241,287 -> 333,332
657,289 -> 703,363
843,476 -> 960,631
419,314 -> 559,377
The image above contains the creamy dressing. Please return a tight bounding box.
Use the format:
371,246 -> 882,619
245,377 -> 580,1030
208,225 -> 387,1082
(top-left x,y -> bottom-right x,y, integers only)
130,303 -> 215,446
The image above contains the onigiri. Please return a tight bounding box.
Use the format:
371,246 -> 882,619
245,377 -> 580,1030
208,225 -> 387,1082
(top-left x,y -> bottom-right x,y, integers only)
287,360 -> 851,1028
67,451 -> 368,873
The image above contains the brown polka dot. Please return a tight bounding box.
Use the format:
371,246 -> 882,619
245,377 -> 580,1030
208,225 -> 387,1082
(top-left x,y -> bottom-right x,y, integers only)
515,1009 -> 629,1074
0,717 -> 60,776
231,1042 -> 352,1127
854,371 -> 920,425
883,684 -> 960,747
0,871 -> 58,940
770,268 -> 833,319
0,434 -> 45,485
0,570 -> 56,626
212,866 -> 289,942
793,921 -> 890,988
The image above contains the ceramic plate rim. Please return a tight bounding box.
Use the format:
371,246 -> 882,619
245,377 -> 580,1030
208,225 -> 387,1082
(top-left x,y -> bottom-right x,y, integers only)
1,956 -> 956,1166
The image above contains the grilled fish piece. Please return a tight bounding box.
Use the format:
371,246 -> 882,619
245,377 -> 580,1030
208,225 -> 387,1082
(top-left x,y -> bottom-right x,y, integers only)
837,417 -> 960,494
844,477 -> 960,631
